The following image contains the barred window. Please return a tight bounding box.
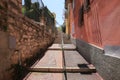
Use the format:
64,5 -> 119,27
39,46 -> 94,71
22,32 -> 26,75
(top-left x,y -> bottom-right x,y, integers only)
78,5 -> 84,26
84,0 -> 90,12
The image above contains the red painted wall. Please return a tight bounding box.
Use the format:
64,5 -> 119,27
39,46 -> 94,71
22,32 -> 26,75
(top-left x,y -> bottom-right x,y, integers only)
98,0 -> 120,46
74,0 -> 88,42
73,0 -> 120,47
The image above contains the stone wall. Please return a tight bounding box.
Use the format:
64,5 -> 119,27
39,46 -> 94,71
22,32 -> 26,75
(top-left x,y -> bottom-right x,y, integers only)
76,39 -> 92,63
0,0 -> 56,80
76,39 -> 120,80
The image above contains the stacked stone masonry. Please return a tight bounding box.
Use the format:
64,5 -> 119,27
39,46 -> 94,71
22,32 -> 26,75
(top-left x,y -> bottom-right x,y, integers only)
0,0 -> 56,80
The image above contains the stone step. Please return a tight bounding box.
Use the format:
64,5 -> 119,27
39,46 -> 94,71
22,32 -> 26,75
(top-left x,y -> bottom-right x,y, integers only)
64,51 -> 89,67
27,65 -> 96,73
48,44 -> 76,50
67,73 -> 103,80
48,48 -> 76,50
23,72 -> 63,80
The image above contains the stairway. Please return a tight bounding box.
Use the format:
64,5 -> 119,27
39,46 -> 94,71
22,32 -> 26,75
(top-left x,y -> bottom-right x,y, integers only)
23,44 -> 103,80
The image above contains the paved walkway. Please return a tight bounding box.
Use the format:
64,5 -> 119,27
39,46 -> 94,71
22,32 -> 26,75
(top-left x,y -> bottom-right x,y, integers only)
48,44 -> 76,50
24,44 -> 103,80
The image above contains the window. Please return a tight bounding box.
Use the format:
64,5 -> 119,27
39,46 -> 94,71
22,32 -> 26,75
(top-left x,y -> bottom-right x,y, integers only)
84,0 -> 90,12
79,5 -> 84,26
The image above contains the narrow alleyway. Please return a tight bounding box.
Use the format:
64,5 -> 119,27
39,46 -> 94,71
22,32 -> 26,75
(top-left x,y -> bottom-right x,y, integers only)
23,31 -> 103,80
0,0 -> 120,80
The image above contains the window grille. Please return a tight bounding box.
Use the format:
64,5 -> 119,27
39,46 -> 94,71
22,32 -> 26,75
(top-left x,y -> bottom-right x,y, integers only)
84,0 -> 90,12
79,5 -> 84,26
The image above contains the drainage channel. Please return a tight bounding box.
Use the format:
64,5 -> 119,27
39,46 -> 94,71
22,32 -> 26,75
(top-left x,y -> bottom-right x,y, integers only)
61,35 -> 67,80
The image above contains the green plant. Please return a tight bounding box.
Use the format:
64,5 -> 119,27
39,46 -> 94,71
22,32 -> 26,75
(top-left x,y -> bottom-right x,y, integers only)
0,5 -> 3,9
3,25 -> 7,31
24,0 -> 31,11
22,6 -> 26,14
10,64 -> 27,80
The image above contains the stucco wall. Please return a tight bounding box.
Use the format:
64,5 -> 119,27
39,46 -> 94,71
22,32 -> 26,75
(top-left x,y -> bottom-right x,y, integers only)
73,0 -> 120,47
97,0 -> 120,46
